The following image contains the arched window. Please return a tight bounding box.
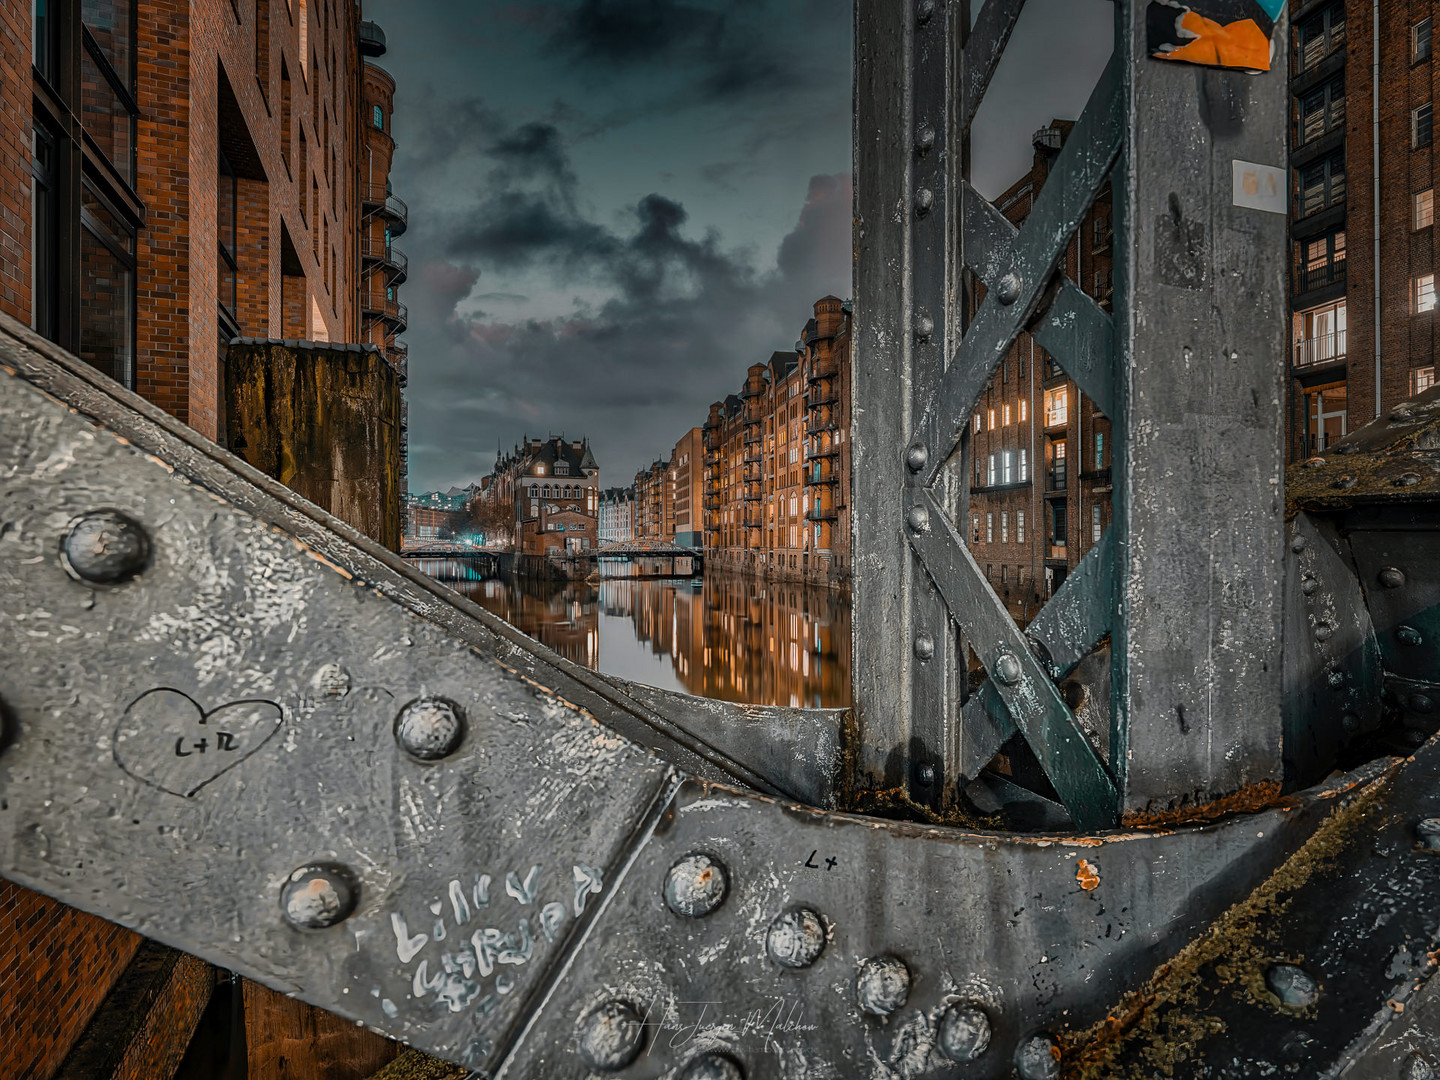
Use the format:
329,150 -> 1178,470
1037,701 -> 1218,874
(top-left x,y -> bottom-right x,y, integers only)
542,485 -> 551,497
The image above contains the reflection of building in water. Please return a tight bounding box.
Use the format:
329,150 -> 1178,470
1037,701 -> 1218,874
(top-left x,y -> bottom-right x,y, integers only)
470,576 -> 598,668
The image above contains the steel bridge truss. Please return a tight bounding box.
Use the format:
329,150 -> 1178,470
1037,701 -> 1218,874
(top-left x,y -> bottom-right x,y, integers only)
3,2 -> 1440,1078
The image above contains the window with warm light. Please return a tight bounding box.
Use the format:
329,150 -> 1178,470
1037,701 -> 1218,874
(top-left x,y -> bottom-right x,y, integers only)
1414,274 -> 1436,313
1044,386 -> 1068,427
1415,189 -> 1434,230
1414,366 -> 1436,394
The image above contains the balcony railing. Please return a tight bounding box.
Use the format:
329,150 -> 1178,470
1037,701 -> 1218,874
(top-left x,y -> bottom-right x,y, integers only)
807,506 -> 839,522
1293,330 -> 1347,368
1044,406 -> 1068,428
363,294 -> 408,331
1047,463 -> 1068,492
361,183 -> 409,235
806,356 -> 839,384
1297,257 -> 1345,295
361,238 -> 409,283
807,394 -> 839,410
806,444 -> 841,461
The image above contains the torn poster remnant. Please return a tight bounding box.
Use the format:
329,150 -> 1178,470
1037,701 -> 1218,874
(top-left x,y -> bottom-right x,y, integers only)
1147,0 -> 1284,72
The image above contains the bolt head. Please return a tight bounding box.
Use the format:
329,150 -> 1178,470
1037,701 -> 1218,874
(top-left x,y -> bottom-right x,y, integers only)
1290,534 -> 1307,553
1395,472 -> 1423,487
1398,626 -> 1424,647
1333,475 -> 1357,489
281,864 -> 358,930
994,652 -> 1023,686
916,0 -> 935,23
1415,818 -> 1440,851
1313,623 -> 1334,643
61,510 -> 150,585
937,1003 -> 992,1062
576,999 -> 645,1071
855,955 -> 910,1016
1265,962 -> 1319,1008
766,906 -> 826,969
916,762 -> 937,786
912,310 -> 934,340
664,853 -> 728,918
394,697 -> 465,761
679,1053 -> 744,1080
906,505 -> 930,533
1341,712 -> 1361,733
906,443 -> 929,472
913,632 -> 935,662
1015,1033 -> 1061,1080
995,272 -> 1023,306
915,123 -> 936,153
1302,456 -> 1326,468
1301,576 -> 1319,596
1412,694 -> 1435,715
914,187 -> 934,215
1379,567 -> 1406,589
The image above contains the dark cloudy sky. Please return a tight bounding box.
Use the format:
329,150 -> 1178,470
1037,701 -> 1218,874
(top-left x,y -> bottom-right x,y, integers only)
366,0 -> 1113,493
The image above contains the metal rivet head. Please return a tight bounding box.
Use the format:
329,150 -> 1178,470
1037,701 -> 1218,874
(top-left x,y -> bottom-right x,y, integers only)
1396,472 -> 1423,487
1398,626 -> 1424,646
1301,576 -> 1319,596
766,906 -> 826,969
913,632 -> 934,662
916,0 -> 935,23
664,853 -> 728,918
995,272 -> 1023,306
1379,567 -> 1406,589
1015,1033 -> 1061,1080
916,762 -> 937,786
1403,1052 -> 1437,1080
1265,962 -> 1319,1008
1414,818 -> 1440,851
679,1053 -> 744,1080
906,443 -> 929,472
394,697 -> 464,761
912,310 -> 934,340
281,864 -> 358,930
1290,534 -> 1307,553
994,652 -> 1023,686
576,999 -> 645,1071
906,505 -> 930,533
915,123 -> 936,153
1412,694 -> 1435,715
61,510 -> 150,585
937,1003 -> 992,1062
1341,712 -> 1361,733
1326,669 -> 1345,689
1333,475 -> 1357,489
1313,623 -> 1334,643
855,955 -> 910,1016
914,187 -> 934,215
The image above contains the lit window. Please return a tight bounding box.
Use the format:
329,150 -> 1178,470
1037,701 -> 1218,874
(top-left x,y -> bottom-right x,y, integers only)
1003,404 -> 1012,425
1415,103 -> 1434,148
1416,190 -> 1434,230
1017,510 -> 1025,543
1416,16 -> 1432,62
1001,512 -> 1009,543
1414,366 -> 1436,394
987,453 -> 997,486
1045,387 -> 1068,427
974,412 -> 982,433
986,513 -> 993,543
373,103 -> 384,129
1095,431 -> 1105,469
971,514 -> 980,544
1019,398 -> 1027,422
1019,448 -> 1029,481
988,408 -> 996,429
1415,274 -> 1437,313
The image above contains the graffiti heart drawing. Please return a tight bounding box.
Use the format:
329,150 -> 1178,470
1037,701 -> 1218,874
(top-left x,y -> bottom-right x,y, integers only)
113,688 -> 283,797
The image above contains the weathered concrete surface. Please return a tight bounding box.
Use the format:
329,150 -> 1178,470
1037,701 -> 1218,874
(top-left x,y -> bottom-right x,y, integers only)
225,339 -> 401,551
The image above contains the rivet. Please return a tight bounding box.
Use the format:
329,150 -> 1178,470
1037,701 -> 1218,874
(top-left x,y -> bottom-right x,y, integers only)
994,652 -> 1023,686
937,1003 -> 992,1062
1395,472 -> 1423,487
1379,567 -> 1406,589
1015,1033 -> 1061,1080
766,906 -> 826,969
906,443 -> 929,472
394,697 -> 465,761
906,505 -> 930,533
914,632 -> 935,662
1301,576 -> 1319,596
912,310 -> 934,340
1290,534 -> 1307,553
1414,818 -> 1440,852
281,864 -> 358,930
1402,1051 -> 1437,1080
679,1053 -> 744,1080
914,187 -> 934,216
855,955 -> 910,1016
915,123 -> 936,153
1412,694 -> 1435,714
995,272 -> 1023,306
1327,669 -> 1345,689
916,763 -> 937,786
1341,712 -> 1361,733
1313,623 -> 1333,643
664,853 -> 728,917
576,999 -> 645,1071
1265,962 -> 1319,1008
916,0 -> 935,23
1398,626 -> 1424,646
61,510 -> 150,585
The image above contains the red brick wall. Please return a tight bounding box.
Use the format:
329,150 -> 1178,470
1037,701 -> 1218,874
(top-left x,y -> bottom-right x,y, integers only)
0,880 -> 142,1080
0,1 -> 30,324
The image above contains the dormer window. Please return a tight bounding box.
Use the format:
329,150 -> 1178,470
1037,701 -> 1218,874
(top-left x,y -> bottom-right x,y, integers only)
535,465 -> 544,475
555,462 -> 570,475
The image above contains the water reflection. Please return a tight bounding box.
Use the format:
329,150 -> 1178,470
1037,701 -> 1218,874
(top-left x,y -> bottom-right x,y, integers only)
435,569 -> 851,709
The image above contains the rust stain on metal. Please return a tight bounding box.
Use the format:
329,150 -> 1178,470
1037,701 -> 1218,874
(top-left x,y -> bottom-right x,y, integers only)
1076,859 -> 1100,891
295,542 -> 356,580
1119,780 -> 1283,829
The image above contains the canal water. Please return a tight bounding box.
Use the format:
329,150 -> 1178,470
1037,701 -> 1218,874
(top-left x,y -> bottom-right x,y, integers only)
409,563 -> 851,709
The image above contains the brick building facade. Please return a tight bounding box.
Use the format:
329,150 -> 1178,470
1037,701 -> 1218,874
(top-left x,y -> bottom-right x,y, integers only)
481,436 -> 600,556
598,485 -> 636,543
2,1 -> 407,1076
967,123 -> 1114,621
1287,0 -> 1440,458
701,296 -> 853,588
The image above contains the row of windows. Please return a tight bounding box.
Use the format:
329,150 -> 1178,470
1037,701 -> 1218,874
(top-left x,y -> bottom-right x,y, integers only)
971,503 -> 1106,548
